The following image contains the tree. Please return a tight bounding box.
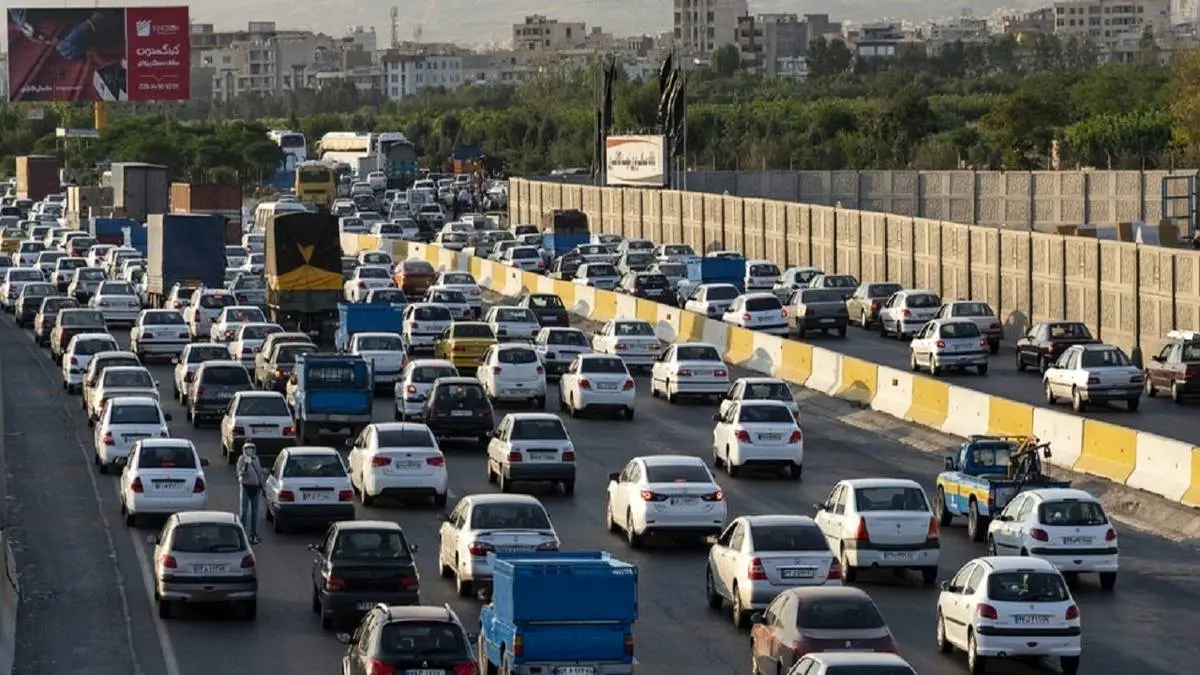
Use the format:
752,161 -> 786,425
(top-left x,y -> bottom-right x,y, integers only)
806,37 -> 853,79
711,44 -> 742,78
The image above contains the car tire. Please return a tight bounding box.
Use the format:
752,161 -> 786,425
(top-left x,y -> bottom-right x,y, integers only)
977,364 -> 988,376
1099,572 -> 1117,591
455,564 -> 473,598
666,381 -> 677,404
705,568 -> 723,610
726,449 -> 740,478
1127,397 -> 1140,412
967,631 -> 985,674
310,586 -> 320,613
561,480 -> 575,496
433,492 -> 447,507
1172,381 -> 1184,403
533,396 -> 545,410
840,546 -> 857,583
157,598 -> 172,619
625,511 -> 643,549
836,326 -> 847,338
486,460 -> 498,484
361,488 -> 375,507
730,585 -> 747,628
936,611 -> 953,653
242,600 -> 257,622
624,407 -> 635,421
568,395 -> 581,419
921,567 -> 937,586
498,470 -> 511,493
1071,387 -> 1086,413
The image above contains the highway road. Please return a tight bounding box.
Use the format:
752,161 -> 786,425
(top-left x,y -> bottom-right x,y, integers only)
5,294 -> 1198,675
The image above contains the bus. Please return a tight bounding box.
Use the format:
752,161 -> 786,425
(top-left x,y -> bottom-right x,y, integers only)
253,200 -> 308,232
377,132 -> 419,190
318,132 -> 418,190
294,161 -> 337,208
267,130 -> 307,190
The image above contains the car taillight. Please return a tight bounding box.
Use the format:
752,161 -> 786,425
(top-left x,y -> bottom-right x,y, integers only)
623,379 -> 634,390
128,301 -> 137,308
976,603 -> 999,620
426,456 -> 446,467
640,489 -> 667,502
233,426 -> 245,436
741,313 -> 751,321
936,340 -> 946,348
535,542 -> 559,551
1087,376 -> 1100,385
193,477 -> 206,493
452,663 -> 478,675
706,305 -> 714,313
562,450 -> 576,462
979,339 -> 988,347
827,557 -> 843,580
468,541 -> 494,556
492,366 -> 502,374
1105,527 -> 1117,541
989,321 -> 1001,329
677,369 -> 693,377
240,555 -> 255,569
160,554 -> 177,569
1065,605 -> 1080,620
130,477 -> 143,492
372,456 -> 392,467
358,281 -> 367,289
338,489 -> 353,501
512,634 -> 525,657
406,384 -> 418,394
172,301 -> 181,309
747,557 -> 768,580
927,517 -> 939,538
278,490 -> 295,502
714,369 -> 727,377
324,574 -> 345,591
184,373 -> 194,383
1030,528 -> 1049,541
535,365 -> 544,374
578,378 -> 591,389
98,301 -> 108,307
507,451 -> 523,462
701,490 -> 723,502
870,301 -> 881,310
400,575 -> 418,590
735,429 -> 751,442
788,430 -> 803,443
103,433 -> 115,446
854,518 -> 869,541
902,309 -> 912,317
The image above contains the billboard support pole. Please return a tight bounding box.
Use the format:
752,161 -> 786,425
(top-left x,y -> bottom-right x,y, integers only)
94,102 -> 107,131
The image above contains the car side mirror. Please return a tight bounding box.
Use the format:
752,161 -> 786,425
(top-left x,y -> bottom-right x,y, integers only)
812,502 -> 826,511
334,633 -> 352,645
1152,355 -> 1164,363
163,413 -> 173,422
939,581 -> 950,591
608,472 -> 620,482
307,543 -> 320,552
943,456 -> 954,470
344,437 -> 355,449
704,534 -> 718,546
995,514 -> 1009,522
146,534 -> 158,545
711,413 -> 720,421
409,543 -> 419,553
750,612 -> 765,624
200,458 -> 210,467
115,456 -> 128,466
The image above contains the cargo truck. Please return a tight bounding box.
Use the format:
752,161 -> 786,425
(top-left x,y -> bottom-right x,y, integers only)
90,217 -> 136,246
265,211 -> 344,343
478,551 -> 637,675
146,214 -> 227,308
16,155 -> 61,202
540,209 -> 591,258
170,183 -> 243,239
333,302 -> 404,352
111,162 -> 169,220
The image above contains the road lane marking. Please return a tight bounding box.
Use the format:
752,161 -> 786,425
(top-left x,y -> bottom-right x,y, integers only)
15,319 -> 180,675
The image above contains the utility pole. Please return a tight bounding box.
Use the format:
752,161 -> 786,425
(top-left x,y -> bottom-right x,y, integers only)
389,7 -> 399,48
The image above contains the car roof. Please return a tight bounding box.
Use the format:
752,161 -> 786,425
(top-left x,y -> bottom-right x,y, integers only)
197,360 -> 245,369
977,555 -> 1057,572
740,292 -> 778,301
780,585 -> 872,601
370,422 -> 432,433
407,358 -> 454,368
674,341 -> 718,349
433,377 -> 481,386
92,351 -> 139,360
354,331 -> 404,339
333,520 -> 404,532
735,399 -> 792,409
174,510 -> 239,525
612,318 -> 651,325
503,412 -> 560,422
136,438 -> 195,450
106,395 -> 160,406
234,391 -> 285,400
739,514 -> 818,528
1024,488 -> 1099,503
805,652 -> 912,666
1076,343 -> 1115,352
840,477 -> 923,490
639,454 -> 706,467
102,366 -> 150,374
736,376 -> 785,385
453,321 -> 491,328
383,605 -> 454,622
463,493 -> 544,506
284,446 -> 341,457
69,333 -> 117,343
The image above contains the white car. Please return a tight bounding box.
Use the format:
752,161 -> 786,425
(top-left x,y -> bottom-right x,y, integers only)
909,317 -> 990,376
86,365 -> 159,423
503,245 -> 545,273
62,333 -> 121,394
356,250 -> 394,269
653,242 -> 694,262
606,455 -> 727,547
433,271 -> 483,317
532,327 -> 592,379
117,439 -> 210,526
423,286 -> 473,320
242,232 -> 265,254
437,493 -> 559,596
572,262 -> 619,290
936,556 -> 1081,675
486,412 -> 575,494
184,288 -> 238,339
164,283 -> 198,311
348,332 -> 408,388
772,266 -> 824,301
16,241 -> 45,267
209,306 -> 267,343
986,488 -> 1118,589
649,342 -> 729,403
878,289 -> 941,338
744,259 -> 781,292
0,267 -> 45,311
558,353 -> 635,420
225,245 -> 248,269
393,359 -> 459,421
218,391 -> 295,465
722,293 -> 789,335
81,351 -> 142,409
262,447 -> 356,533
712,400 -> 803,479
347,422 -> 448,506
434,230 -> 469,252
683,283 -> 739,318
52,257 -> 88,290
1043,343 -> 1143,412
718,377 -> 800,422
477,343 -> 547,408
227,323 -> 284,368
93,395 -> 172,473
34,251 -> 66,278
67,266 -> 108,301
86,244 -> 116,268
935,300 -> 1003,353
591,319 -> 661,369
236,253 -> 265,275
129,309 -> 190,358
402,303 -> 454,352
89,280 -> 142,324
344,265 -> 395,302
705,515 -> 840,627
172,343 -> 237,403
484,306 -> 541,343
813,478 -> 940,584
787,654 -> 916,675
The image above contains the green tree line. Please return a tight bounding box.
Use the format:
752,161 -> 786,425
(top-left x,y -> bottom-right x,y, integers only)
3,34 -> 1200,177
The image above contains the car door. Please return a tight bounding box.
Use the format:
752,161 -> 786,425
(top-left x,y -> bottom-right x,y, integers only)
1018,323 -> 1045,365
651,346 -> 674,387
593,321 -> 614,353
487,416 -> 511,469
713,522 -> 745,599
991,494 -> 1027,552
610,461 -> 637,516
912,323 -> 933,361
1149,344 -> 1176,388
346,426 -> 372,485
219,395 -> 237,444
942,562 -> 978,645
1050,348 -> 1080,395
880,293 -> 898,330
719,380 -> 743,418
264,453 -> 286,511
311,525 -> 336,591
713,404 -> 735,450
439,501 -> 466,563
814,484 -> 843,545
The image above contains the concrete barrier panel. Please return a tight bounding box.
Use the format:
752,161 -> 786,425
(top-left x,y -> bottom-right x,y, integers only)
987,398 -> 1034,437
906,376 -> 949,428
571,283 -> 595,317
617,293 -> 638,320
679,310 -> 706,342
748,332 -> 782,375
777,340 -> 814,384
552,280 -> 576,308
339,232 -> 361,255
387,241 -> 410,260
837,356 -> 878,405
407,243 -> 427,261
593,289 -> 618,321
536,275 -> 555,294
725,325 -> 756,364
636,299 -> 658,325
872,367 -> 913,419
1031,408 -> 1084,469
1127,433 -> 1193,502
518,271 -> 538,295
941,385 -> 990,438
1074,419 -> 1137,483
702,317 -> 730,354
655,303 -> 682,343
1183,450 -> 1200,508
805,347 -> 842,395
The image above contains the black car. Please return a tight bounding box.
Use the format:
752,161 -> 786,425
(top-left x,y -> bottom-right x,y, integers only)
619,272 -> 671,302
50,308 -> 108,363
188,361 -> 254,426
420,377 -> 494,447
15,282 -> 56,326
517,292 -> 568,327
336,605 -> 478,674
550,254 -> 583,280
34,296 -> 78,346
310,521 -> 419,629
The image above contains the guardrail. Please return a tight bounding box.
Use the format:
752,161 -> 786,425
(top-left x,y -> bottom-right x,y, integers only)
344,234 -> 1200,511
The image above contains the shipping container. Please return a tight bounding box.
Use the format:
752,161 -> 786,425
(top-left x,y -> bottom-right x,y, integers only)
16,155 -> 60,202
90,217 -> 137,246
170,183 -> 241,214
111,162 -> 169,215
146,213 -> 226,301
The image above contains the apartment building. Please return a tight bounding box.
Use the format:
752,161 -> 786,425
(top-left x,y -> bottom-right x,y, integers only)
848,22 -> 923,58
513,15 -> 588,53
380,51 -> 464,99
925,14 -> 992,52
734,13 -> 824,75
674,0 -> 749,53
1052,0 -> 1171,59
462,51 -> 534,86
193,21 -> 348,101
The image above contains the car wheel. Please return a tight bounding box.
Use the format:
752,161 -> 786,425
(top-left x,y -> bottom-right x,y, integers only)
533,395 -> 545,410
157,598 -> 172,619
1171,381 -> 1184,403
624,407 -> 635,421
433,492 -> 447,507
568,395 -> 581,419
242,600 -> 257,621
625,510 -> 643,548
486,459 -> 497,484
1071,387 -> 1086,413
1127,397 -> 1140,412
310,586 -> 320,613
967,631 -> 985,674
977,364 -> 988,376
455,562 -> 473,597
561,480 -> 575,496
666,380 -> 678,404
730,585 -> 747,628
498,469 -> 511,493
705,567 -> 723,609
936,611 -> 953,653
909,352 -> 920,372
606,500 -> 619,533
726,449 -> 740,477
1099,572 -> 1117,591
839,546 -> 857,583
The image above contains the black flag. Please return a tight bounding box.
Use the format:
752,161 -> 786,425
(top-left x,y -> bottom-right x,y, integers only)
602,57 -> 617,133
658,54 -> 674,96
658,67 -> 677,128
668,73 -> 686,157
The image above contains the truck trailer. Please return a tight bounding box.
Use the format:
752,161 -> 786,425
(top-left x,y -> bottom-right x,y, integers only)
146,213 -> 227,308
265,211 -> 344,343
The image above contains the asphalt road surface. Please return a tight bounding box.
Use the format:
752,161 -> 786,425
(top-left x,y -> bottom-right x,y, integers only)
5,299 -> 1198,675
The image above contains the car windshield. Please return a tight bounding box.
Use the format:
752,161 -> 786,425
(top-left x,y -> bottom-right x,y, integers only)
234,277 -> 264,290
586,264 -> 618,277
109,404 -> 161,425
546,330 -> 587,346
138,444 -> 197,469
404,261 -> 434,275
737,405 -> 794,423
59,259 -> 86,270
796,597 -> 886,630
1080,348 -> 1131,368
498,348 -> 538,365
240,325 -> 280,340
283,454 -> 347,477
379,621 -> 465,658
200,367 -> 251,386
430,290 -> 466,303
906,293 -> 940,308
800,289 -> 844,304
677,345 -> 722,361
223,308 -> 265,323
235,396 -> 290,417
745,296 -> 782,311
705,285 -> 738,301
657,263 -> 685,277
821,275 -> 858,288
614,322 -> 654,337
358,267 -> 390,279
414,305 -> 452,321
78,268 -> 105,280
170,524 -> 246,554
333,530 -> 411,561
362,253 -> 390,265
496,308 -> 534,323
273,344 -> 316,364
526,295 -> 563,309
103,370 -> 153,388
987,571 -> 1070,602
855,486 -> 929,512
580,357 -> 627,374
75,339 -> 119,356
954,302 -> 993,316
1047,322 -> 1092,339
742,381 -> 793,402
357,335 -> 405,351
470,503 -> 552,529
188,346 -> 233,362
1038,500 -> 1108,526
199,293 -> 235,309
636,274 -> 669,288
100,282 -> 135,295
644,464 -> 711,483
11,269 -> 42,281
939,322 -> 981,338
21,284 -> 52,296
511,418 -> 568,440
61,311 -> 106,327
453,324 -> 494,339
368,290 -> 407,304
750,524 -> 828,551
750,264 -> 780,276
376,428 -> 435,447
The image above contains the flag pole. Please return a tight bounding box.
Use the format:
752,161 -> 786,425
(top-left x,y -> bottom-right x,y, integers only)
680,66 -> 687,192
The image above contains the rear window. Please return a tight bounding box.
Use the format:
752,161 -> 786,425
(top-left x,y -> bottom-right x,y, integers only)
368,290 -> 408,304
234,277 -> 265,290
414,305 -> 452,321
800,289 -> 845,304
442,273 -> 474,285
283,454 -> 347,478
986,571 -> 1070,602
626,240 -> 654,250
825,666 -> 914,675
614,321 -> 653,337
821,275 -> 858,288
953,302 -> 993,317
223,308 -> 265,323
496,308 -> 535,323
868,283 -> 902,299
546,330 -> 587,346
411,365 -> 458,383
361,253 -> 391,265
906,293 -> 940,308
498,348 -> 538,365
333,530 -> 411,561
511,418 -> 568,440
433,383 -> 486,403
635,274 -> 668,289
750,264 -> 780,276
170,524 -> 246,554
109,404 -> 162,425
188,346 -> 234,363
626,252 -> 652,265
429,289 -> 466,304
235,396 -> 290,417
750,524 -> 828,552
77,268 -> 105,280
240,324 -> 280,340
138,444 -> 197,469
74,339 -> 118,356
527,294 -> 564,309
676,345 -> 722,361
58,258 -> 86,270
745,296 -> 782,312
1081,347 -> 1130,368
737,404 -> 794,423
103,370 -> 153,388
705,285 -> 738,301
742,381 -> 794,402
143,312 -> 184,325
854,486 -> 929,512
20,283 -> 52,296
510,247 -> 539,259
795,597 -> 885,630
470,503 -> 552,530
453,323 -> 494,339
644,463 -> 712,483
199,294 -> 236,309
305,363 -> 369,389
100,282 -> 135,295
41,298 -> 77,312
656,263 -> 684,277
376,428 -> 435,447
580,357 -> 627,374
358,266 -> 390,279
357,335 -> 405,351
273,344 -> 316,364
586,264 -> 618,277
61,310 -> 105,326
225,246 -> 244,256
1048,322 -> 1092,339
1037,500 -> 1108,526
200,367 -> 251,386
403,261 -> 434,274
19,242 -> 44,252
939,322 -> 980,338
11,269 -> 43,281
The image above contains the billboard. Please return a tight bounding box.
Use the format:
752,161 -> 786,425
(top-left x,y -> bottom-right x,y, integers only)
6,6 -> 189,103
605,135 -> 666,188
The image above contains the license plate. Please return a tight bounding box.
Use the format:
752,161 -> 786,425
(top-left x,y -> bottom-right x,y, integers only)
670,497 -> 698,506
123,434 -> 150,441
192,564 -> 227,574
596,382 -> 618,390
357,602 -> 376,610
528,451 -> 557,461
396,460 -> 422,468
215,392 -> 232,400
820,318 -> 836,324
406,670 -> 444,675
329,414 -> 350,422
301,491 -> 332,502
758,433 -> 782,441
1014,615 -> 1051,625
1062,537 -> 1092,545
780,567 -> 816,579
556,668 -> 595,675
450,410 -> 472,417
249,425 -> 276,436
152,480 -> 182,489
882,551 -> 914,561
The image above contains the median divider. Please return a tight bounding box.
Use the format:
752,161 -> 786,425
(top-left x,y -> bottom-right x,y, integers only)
389,241 -> 1200,510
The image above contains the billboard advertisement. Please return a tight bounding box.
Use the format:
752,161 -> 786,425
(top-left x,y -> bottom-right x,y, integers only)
605,135 -> 666,188
6,6 -> 189,103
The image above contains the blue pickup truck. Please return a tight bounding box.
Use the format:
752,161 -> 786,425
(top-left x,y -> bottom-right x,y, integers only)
479,551 -> 637,675
286,353 -> 373,445
935,435 -> 1071,542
